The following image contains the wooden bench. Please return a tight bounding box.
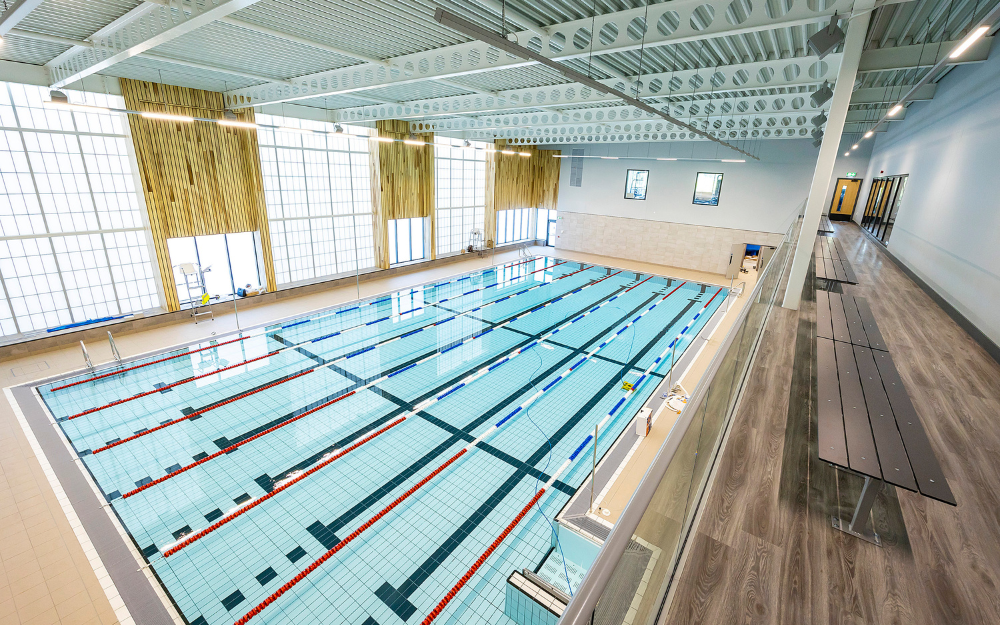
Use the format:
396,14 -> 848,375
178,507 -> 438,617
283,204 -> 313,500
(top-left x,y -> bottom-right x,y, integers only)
814,237 -> 858,284
816,291 -> 956,543
818,214 -> 834,234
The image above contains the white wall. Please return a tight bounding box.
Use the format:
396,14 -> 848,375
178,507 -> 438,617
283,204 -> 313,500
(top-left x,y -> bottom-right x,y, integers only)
550,138 -> 865,273
554,139 -> 820,234
861,42 -> 1000,347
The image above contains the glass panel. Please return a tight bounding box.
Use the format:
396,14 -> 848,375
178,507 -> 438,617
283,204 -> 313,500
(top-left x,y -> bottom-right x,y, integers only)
577,217 -> 796,625
387,219 -> 397,265
692,172 -> 723,205
397,219 -> 411,263
227,232 -> 262,292
411,218 -> 424,261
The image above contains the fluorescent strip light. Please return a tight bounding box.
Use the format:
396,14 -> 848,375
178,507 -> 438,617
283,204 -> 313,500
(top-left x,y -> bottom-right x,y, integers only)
518,152 -> 531,157
501,150 -> 516,155
720,159 -> 745,163
218,119 -> 258,130
864,131 -> 874,138
656,157 -> 678,161
600,156 -> 618,160
844,152 -> 850,156
371,135 -> 396,143
852,144 -> 859,149
888,104 -> 903,117
141,112 -> 194,123
403,138 -> 425,146
552,154 -> 569,158
45,101 -> 111,113
950,25 -> 989,59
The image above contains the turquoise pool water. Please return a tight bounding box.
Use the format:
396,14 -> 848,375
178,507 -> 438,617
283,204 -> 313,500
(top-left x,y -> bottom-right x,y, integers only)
38,257 -> 727,625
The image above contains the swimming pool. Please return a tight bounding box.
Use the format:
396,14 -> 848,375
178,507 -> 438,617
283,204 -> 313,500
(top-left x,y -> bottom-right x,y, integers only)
37,257 -> 727,625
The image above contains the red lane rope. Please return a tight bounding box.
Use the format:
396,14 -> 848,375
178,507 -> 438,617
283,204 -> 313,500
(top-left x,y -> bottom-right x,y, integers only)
50,335 -> 254,392
421,488 -> 547,625
234,448 -> 469,625
659,280 -> 688,301
163,413 -> 405,556
92,369 -> 314,455
65,350 -> 281,421
705,287 -> 724,305
121,389 -> 357,499
625,275 -> 654,292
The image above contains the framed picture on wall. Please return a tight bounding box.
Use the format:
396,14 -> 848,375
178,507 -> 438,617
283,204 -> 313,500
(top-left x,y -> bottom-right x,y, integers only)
693,172 -> 724,205
624,169 -> 649,200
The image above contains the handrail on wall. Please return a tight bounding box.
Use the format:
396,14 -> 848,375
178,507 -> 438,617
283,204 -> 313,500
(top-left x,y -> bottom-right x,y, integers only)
559,217 -> 798,624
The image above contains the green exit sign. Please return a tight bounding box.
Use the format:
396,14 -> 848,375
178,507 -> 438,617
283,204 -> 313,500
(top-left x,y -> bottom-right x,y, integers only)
846,172 -> 857,178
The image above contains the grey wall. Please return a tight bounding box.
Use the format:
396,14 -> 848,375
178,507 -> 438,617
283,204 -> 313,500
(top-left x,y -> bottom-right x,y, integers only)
860,43 -> 1000,347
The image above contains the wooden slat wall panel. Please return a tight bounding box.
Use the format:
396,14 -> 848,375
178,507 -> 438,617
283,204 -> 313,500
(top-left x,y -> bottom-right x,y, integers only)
492,140 -> 560,214
120,78 -> 276,311
373,120 -> 435,264
483,148 -> 497,246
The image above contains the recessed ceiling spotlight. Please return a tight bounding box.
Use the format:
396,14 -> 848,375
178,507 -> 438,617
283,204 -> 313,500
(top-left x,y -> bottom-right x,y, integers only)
852,144 -> 859,149
844,152 -> 850,156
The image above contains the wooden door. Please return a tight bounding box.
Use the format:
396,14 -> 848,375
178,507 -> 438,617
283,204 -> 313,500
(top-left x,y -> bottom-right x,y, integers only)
725,243 -> 746,279
828,178 -> 861,220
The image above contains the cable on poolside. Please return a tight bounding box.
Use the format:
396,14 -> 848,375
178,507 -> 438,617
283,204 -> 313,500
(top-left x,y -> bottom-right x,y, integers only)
524,347 -> 574,596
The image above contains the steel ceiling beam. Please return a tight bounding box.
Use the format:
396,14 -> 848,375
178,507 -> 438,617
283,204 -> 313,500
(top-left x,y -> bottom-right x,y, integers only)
222,0 -> 854,107
330,56 -> 839,124
431,8 -> 759,159
858,35 -> 993,71
47,0 -> 265,89
411,93 -> 825,134
850,83 -> 936,102
0,0 -> 45,36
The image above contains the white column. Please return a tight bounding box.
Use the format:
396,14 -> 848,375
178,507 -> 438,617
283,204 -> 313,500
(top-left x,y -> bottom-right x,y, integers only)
782,7 -> 872,310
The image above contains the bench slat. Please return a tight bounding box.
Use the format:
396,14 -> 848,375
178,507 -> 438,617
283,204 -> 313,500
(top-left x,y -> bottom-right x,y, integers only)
842,295 -> 869,347
817,338 -> 849,467
834,340 -> 882,478
842,260 -> 858,284
854,345 -> 918,491
828,292 -> 852,343
853,297 -> 887,351
816,290 -> 834,340
871,350 -> 957,505
815,254 -> 827,280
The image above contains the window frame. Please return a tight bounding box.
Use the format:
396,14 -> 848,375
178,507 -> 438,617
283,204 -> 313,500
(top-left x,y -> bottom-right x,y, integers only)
692,172 -> 724,206
624,169 -> 649,200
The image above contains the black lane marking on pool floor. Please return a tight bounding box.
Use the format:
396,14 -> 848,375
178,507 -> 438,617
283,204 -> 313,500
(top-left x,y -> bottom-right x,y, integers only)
374,297 -> 701,620
292,292 -> 661,587
143,275 -> 630,550
175,266 -> 598,420
189,285 -> 650,620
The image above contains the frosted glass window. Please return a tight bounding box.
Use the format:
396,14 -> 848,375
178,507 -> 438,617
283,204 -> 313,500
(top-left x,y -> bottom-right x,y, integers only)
388,217 -> 424,265
496,208 -> 532,245
434,137 -> 486,256
257,114 -> 375,286
167,232 -> 264,308
0,82 -> 157,337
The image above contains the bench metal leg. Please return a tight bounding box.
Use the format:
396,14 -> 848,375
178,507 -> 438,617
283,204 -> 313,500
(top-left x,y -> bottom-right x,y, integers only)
832,476 -> 883,546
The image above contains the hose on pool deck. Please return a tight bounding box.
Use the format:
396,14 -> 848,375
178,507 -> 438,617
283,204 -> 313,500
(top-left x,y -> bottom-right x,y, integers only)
525,347 -> 574,596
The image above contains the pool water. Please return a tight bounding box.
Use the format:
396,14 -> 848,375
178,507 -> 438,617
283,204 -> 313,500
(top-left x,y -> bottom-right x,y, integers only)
38,257 -> 727,625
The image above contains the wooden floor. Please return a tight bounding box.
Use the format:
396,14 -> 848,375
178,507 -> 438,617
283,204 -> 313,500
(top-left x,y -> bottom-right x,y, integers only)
663,222 -> 1000,625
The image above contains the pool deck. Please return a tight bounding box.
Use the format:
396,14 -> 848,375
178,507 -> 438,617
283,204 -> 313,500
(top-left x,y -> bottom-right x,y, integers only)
0,247 -> 736,625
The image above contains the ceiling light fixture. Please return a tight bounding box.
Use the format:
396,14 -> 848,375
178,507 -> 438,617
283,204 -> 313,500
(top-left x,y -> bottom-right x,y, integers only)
844,152 -> 850,156
888,104 -> 903,116
334,124 -> 344,133
501,150 -> 516,155
403,134 -> 425,146
811,111 -> 828,127
950,25 -> 990,59
657,157 -> 678,161
808,13 -> 846,60
518,152 -> 531,157
812,138 -> 823,148
864,130 -> 874,138
141,111 -> 194,123
852,144 -> 859,149
600,156 -> 618,159
218,112 -> 258,130
811,82 -> 834,108
371,135 -> 395,143
721,159 -> 745,163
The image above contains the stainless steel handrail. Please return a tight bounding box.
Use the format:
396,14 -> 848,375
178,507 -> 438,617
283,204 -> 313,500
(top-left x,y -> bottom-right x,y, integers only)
559,220 -> 796,624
